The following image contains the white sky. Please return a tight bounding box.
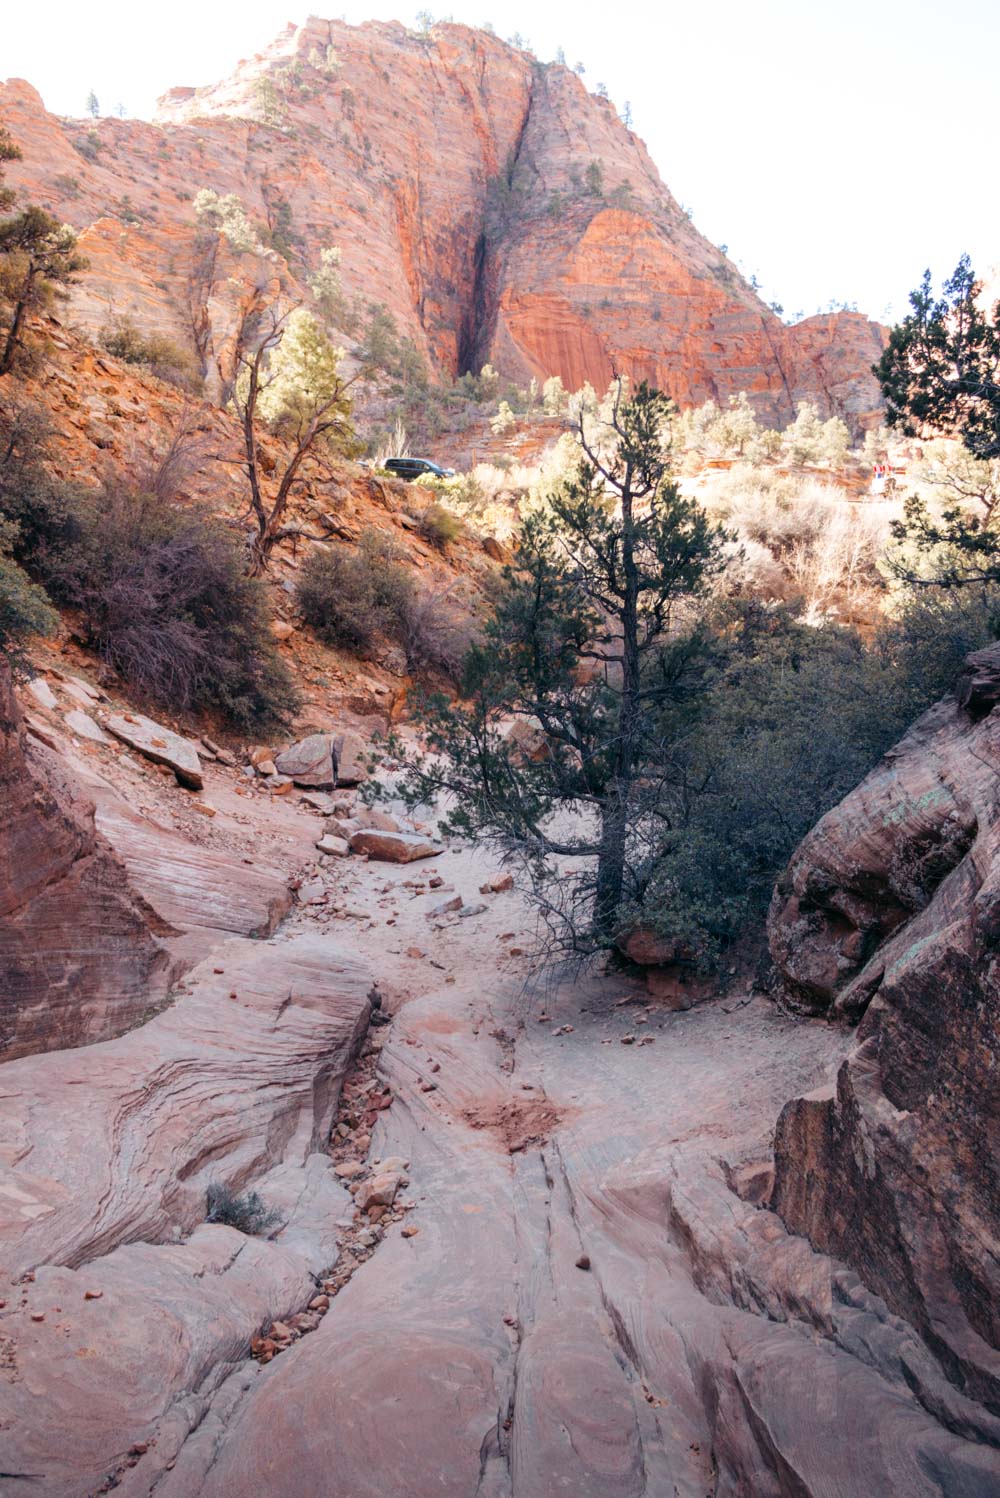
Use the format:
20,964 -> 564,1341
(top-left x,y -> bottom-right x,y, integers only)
5,0 -> 998,323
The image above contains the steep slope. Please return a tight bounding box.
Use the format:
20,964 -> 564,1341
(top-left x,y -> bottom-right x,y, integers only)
1,17 -> 885,426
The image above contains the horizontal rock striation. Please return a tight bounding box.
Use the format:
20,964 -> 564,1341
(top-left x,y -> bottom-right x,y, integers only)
0,662 -> 171,1061
768,644 -> 1000,1417
0,933 -> 372,1495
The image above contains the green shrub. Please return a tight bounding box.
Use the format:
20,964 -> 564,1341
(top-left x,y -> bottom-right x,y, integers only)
0,416 -> 297,730
628,590 -> 1000,967
0,518 -> 57,669
296,527 -> 413,652
99,315 -> 202,391
417,502 -> 462,551
205,1183 -> 280,1236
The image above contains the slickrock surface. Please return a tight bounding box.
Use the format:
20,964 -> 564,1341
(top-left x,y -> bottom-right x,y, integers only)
0,934 -> 371,1278
176,967 -> 999,1497
107,828 -> 991,1498
2,722 -> 998,1493
0,663 -> 170,1061
768,643 -> 1000,1420
1,18 -> 884,426
92,792 -> 292,948
0,935 -> 372,1496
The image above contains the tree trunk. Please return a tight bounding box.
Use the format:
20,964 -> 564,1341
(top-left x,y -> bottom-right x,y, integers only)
593,466 -> 642,939
0,289 -> 29,376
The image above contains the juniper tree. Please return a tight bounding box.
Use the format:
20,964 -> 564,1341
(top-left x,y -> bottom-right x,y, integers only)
397,381 -> 728,949
0,207 -> 87,375
877,258 -> 1000,585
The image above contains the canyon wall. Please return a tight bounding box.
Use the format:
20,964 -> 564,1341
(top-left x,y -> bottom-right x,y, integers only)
1,18 -> 885,427
768,645 -> 1000,1417
0,662 -> 171,1060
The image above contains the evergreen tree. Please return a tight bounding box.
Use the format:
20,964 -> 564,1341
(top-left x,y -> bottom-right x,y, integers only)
878,259 -> 1000,586
86,90 -> 100,118
396,381 -> 728,949
877,256 -> 1000,462
0,207 -> 88,375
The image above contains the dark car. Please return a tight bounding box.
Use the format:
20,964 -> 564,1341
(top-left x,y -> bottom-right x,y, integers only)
384,457 -> 455,481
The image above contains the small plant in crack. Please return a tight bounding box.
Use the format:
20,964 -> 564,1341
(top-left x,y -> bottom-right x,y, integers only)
205,1183 -> 281,1236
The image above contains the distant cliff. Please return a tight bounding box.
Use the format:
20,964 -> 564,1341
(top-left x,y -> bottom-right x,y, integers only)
1,17 -> 885,427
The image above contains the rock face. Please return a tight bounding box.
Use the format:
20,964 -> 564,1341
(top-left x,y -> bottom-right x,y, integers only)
0,664 -> 170,1061
768,646 -> 1000,1416
0,933 -> 372,1494
0,19 -> 884,428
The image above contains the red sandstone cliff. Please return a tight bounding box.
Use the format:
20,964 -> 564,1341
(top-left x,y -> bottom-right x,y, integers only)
0,661 -> 171,1059
0,18 -> 885,427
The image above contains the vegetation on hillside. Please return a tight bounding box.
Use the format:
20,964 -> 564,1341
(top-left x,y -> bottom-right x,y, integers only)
385,369 -> 999,968
0,408 -> 298,729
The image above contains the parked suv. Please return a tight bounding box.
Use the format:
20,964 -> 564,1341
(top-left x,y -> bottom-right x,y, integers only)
384,457 -> 455,481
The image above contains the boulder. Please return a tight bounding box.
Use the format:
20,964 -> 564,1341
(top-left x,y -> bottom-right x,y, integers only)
274,733 -> 338,790
333,729 -> 369,786
349,829 -> 442,863
617,924 -> 681,967
105,712 -> 203,789
356,1171 -> 403,1211
316,834 -> 350,857
353,806 -> 401,833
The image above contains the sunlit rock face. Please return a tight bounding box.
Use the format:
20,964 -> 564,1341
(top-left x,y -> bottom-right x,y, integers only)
2,18 -> 884,425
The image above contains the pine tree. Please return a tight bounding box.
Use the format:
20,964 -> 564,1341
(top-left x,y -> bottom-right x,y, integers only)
877,256 -> 1000,462
86,90 -> 100,118
396,381 -> 728,948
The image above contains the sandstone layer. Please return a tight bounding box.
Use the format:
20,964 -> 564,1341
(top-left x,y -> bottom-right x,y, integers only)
0,933 -> 372,1494
0,662 -> 170,1061
1,18 -> 885,427
768,644 -> 1000,1419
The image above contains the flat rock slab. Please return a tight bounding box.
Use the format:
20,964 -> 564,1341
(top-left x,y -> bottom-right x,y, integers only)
349,829 -> 442,863
275,733 -> 337,789
25,677 -> 58,711
63,708 -> 111,743
105,713 -> 203,789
